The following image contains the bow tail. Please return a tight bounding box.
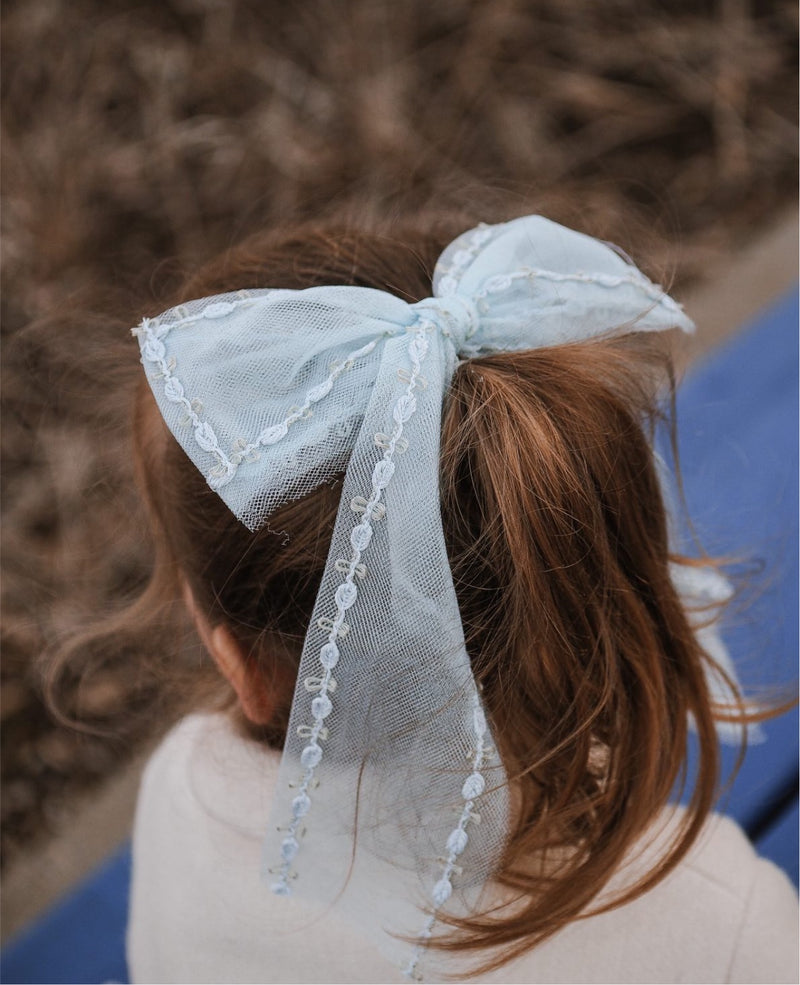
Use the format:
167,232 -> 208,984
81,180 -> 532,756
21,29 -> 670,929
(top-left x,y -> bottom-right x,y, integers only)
263,326 -> 509,976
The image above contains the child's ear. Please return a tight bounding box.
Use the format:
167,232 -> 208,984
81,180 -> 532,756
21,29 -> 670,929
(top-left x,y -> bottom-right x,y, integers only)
182,581 -> 278,726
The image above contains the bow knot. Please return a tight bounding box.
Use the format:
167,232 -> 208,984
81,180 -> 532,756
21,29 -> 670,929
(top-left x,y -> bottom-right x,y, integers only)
411,295 -> 481,353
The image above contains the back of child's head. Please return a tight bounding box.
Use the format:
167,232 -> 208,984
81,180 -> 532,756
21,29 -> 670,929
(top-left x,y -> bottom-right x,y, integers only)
130,214 -> 733,969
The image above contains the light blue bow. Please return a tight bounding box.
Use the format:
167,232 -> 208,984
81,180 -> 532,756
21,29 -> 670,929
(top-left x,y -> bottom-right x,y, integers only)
135,215 -> 729,980
134,216 -> 693,527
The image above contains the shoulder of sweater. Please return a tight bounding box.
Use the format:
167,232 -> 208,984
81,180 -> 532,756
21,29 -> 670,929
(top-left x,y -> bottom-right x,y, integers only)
598,805 -> 791,914
682,810 -> 794,903
142,719 -> 787,880
136,711 -> 281,835
138,716 -> 795,917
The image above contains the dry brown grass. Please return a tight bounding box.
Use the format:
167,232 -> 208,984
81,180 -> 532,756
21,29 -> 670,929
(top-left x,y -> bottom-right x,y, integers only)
1,0 -> 797,866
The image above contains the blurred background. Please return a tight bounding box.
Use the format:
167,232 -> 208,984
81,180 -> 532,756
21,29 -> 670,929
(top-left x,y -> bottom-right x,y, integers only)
1,0 -> 797,973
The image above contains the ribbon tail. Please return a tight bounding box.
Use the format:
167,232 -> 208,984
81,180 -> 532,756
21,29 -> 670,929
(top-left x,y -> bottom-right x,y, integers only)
669,561 -> 766,745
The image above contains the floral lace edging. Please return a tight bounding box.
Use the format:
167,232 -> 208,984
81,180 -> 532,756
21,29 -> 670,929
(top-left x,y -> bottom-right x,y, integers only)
402,691 -> 491,982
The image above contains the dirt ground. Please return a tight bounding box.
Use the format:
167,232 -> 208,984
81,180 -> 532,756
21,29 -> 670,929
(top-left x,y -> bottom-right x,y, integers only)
2,0 -> 797,871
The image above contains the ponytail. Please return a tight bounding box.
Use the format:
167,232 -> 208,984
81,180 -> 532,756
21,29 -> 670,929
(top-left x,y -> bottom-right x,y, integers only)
437,335 -> 722,966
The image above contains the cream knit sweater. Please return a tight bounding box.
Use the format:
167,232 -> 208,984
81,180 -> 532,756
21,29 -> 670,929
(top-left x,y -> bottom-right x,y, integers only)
128,713 -> 798,984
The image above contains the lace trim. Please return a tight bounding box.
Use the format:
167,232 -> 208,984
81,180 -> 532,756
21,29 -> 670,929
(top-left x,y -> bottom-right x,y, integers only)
269,318 -> 434,896
435,224 -> 494,296
138,293 -> 257,332
134,305 -> 382,489
134,317 -> 236,485
470,266 -> 683,313
402,691 -> 490,981
450,266 -> 682,321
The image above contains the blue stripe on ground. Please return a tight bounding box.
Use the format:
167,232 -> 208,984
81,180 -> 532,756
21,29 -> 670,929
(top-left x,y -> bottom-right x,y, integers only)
756,796 -> 800,887
675,288 -> 798,884
0,843 -> 131,984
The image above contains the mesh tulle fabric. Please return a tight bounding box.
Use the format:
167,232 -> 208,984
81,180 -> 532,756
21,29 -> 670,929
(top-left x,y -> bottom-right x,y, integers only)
136,215 -> 704,979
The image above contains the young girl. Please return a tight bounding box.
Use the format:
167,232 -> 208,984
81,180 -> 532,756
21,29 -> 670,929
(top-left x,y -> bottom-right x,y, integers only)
123,213 -> 796,983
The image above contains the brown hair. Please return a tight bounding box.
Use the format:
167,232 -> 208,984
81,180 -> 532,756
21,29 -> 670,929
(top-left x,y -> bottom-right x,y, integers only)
53,216 -> 767,973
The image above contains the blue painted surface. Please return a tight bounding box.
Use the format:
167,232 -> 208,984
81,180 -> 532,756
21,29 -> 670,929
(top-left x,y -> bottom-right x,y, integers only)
1,844 -> 131,984
2,290 -> 797,984
675,289 -> 798,856
758,797 -> 800,887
